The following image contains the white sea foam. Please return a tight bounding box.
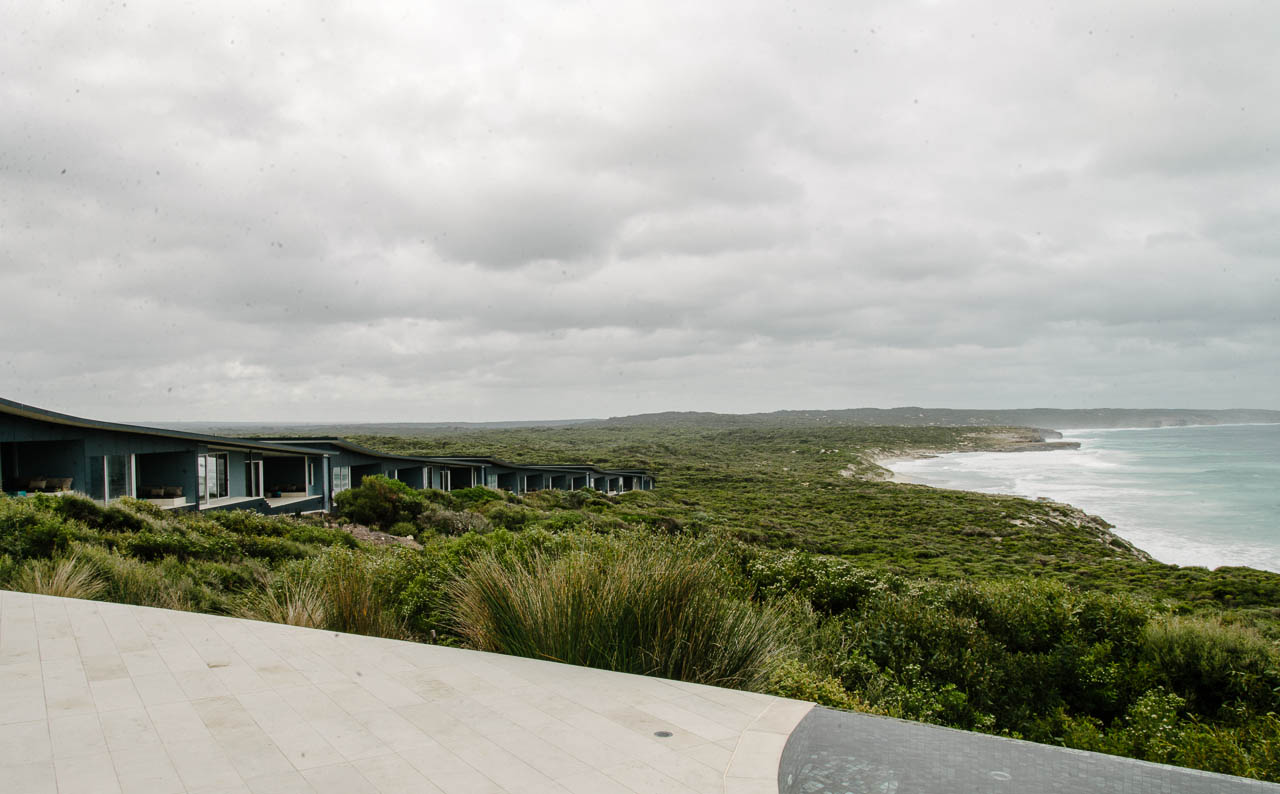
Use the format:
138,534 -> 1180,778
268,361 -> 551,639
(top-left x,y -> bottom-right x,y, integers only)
888,424 -> 1280,573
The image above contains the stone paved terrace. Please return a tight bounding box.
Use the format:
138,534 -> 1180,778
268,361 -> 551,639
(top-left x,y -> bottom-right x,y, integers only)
2,589 -> 1276,794
0,590 -> 807,794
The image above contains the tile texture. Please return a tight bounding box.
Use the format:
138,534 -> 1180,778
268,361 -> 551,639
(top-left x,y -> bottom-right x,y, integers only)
0,590 -> 809,794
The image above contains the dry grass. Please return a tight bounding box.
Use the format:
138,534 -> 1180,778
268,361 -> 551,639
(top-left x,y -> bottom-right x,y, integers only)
17,555 -> 107,600
234,551 -> 406,639
235,575 -> 327,628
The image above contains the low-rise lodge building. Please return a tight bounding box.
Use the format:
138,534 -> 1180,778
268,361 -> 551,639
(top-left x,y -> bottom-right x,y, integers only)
0,397 -> 653,514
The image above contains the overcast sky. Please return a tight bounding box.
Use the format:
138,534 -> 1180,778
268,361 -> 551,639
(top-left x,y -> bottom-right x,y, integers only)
2,1 -> 1277,422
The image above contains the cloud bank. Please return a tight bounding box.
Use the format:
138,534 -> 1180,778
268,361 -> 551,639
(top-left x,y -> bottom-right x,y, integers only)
2,0 -> 1277,421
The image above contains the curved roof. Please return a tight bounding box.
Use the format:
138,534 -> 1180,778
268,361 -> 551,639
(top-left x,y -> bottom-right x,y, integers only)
0,397 -> 331,456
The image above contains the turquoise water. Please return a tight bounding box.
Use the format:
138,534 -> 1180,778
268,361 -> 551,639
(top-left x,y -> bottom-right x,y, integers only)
889,424 -> 1280,572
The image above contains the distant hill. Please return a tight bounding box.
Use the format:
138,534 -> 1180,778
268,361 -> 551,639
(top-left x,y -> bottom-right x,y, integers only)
154,418 -> 595,436
589,407 -> 1280,431
154,407 -> 1280,436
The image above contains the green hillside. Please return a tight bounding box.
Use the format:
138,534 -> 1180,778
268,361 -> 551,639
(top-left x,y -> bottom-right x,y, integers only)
3,418 -> 1278,780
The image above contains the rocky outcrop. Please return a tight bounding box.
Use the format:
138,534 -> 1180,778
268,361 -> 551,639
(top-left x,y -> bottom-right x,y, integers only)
1031,500 -> 1154,562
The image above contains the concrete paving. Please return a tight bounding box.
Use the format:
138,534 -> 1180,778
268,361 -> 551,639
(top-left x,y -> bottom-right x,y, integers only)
4,589 -> 1277,794
0,590 -> 811,794
779,706 -> 1279,793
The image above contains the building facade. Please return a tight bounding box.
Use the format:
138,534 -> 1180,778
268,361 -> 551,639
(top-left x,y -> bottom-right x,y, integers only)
1,398 -> 653,514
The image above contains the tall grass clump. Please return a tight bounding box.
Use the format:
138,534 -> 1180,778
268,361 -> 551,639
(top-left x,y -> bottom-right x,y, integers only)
235,570 -> 327,628
16,554 -> 106,600
314,548 -> 408,639
69,543 -> 219,612
449,536 -> 786,689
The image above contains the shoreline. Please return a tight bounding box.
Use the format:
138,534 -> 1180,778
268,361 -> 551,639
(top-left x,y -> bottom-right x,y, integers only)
854,429 -> 1081,483
861,434 -> 1159,566
873,427 -> 1280,573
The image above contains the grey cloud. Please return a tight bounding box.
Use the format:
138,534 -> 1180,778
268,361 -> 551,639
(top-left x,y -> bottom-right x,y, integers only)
1,0 -> 1278,420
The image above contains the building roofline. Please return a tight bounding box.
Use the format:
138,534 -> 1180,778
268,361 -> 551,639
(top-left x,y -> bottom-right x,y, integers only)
0,399 -> 650,477
0,397 -> 331,457
254,437 -> 438,464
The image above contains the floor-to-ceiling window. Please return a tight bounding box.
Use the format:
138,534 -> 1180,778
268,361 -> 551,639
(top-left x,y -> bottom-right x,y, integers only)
332,465 -> 351,494
199,453 -> 228,501
107,455 -> 129,500
245,459 -> 263,498
89,454 -> 133,502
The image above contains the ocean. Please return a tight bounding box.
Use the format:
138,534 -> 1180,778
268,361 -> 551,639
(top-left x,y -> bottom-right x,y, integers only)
888,423 -> 1280,573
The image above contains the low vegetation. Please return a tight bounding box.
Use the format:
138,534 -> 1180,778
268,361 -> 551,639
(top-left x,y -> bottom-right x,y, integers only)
2,418 -> 1279,782
451,536 -> 786,689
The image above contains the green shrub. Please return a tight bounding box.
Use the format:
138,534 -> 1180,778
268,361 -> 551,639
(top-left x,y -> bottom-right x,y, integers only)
210,510 -> 289,538
941,579 -> 1078,654
333,475 -> 427,531
767,659 -> 873,711
420,488 -> 459,509
0,553 -> 18,587
284,524 -> 359,548
480,502 -> 539,531
46,493 -> 106,525
115,497 -> 167,519
525,511 -> 589,533
0,496 -> 74,559
523,489 -> 607,511
417,505 -> 493,537
388,547 -> 463,639
386,521 -> 416,537
1118,688 -> 1189,761
47,494 -> 155,533
98,505 -> 153,533
1177,710 -> 1280,781
234,535 -> 311,562
449,486 -> 504,509
448,535 -> 786,689
746,550 -> 897,613
184,559 -> 262,593
1141,616 -> 1280,715
825,578 -> 1163,733
124,530 -> 237,562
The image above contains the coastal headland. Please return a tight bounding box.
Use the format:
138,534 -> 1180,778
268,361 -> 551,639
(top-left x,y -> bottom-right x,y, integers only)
4,407 -> 1279,781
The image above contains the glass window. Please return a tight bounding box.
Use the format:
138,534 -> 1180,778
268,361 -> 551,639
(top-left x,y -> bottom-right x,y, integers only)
202,453 -> 228,500
246,460 -> 263,497
89,455 -> 130,502
88,456 -> 105,501
332,466 -> 351,494
107,455 -> 128,501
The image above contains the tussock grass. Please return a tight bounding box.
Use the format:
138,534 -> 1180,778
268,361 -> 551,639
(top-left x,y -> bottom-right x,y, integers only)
231,551 -> 406,638
70,544 -> 197,611
17,554 -> 106,600
449,537 -> 785,689
235,573 -> 326,628
314,549 -> 408,639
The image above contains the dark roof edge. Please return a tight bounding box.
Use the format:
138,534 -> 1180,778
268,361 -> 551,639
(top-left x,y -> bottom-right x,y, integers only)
0,397 -> 331,456
255,437 -> 436,464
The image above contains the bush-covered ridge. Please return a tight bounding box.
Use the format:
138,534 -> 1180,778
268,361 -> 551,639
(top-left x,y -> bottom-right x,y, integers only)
346,423 -> 1280,617
4,418 -> 1280,782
